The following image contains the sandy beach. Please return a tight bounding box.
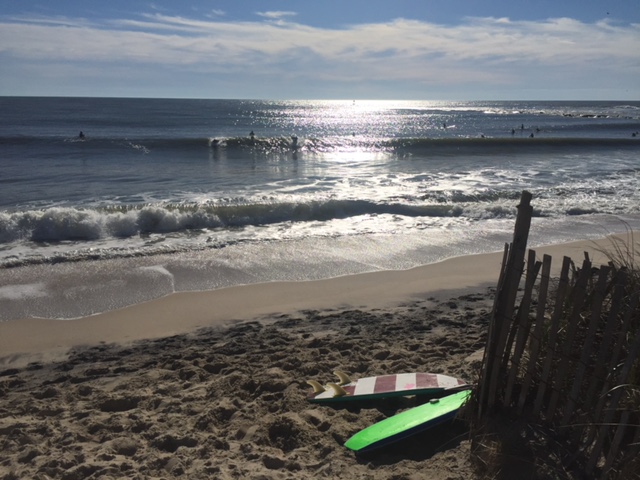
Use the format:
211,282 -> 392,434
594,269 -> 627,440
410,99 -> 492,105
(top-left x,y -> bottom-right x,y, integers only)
0,234 -> 633,479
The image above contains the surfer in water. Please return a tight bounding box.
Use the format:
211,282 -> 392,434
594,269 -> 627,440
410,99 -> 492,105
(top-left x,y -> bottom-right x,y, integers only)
78,131 -> 85,139
291,135 -> 298,149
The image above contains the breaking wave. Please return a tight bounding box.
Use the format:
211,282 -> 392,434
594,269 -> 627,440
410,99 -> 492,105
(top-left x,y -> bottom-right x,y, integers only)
1,186 -> 630,247
2,135 -> 638,158
0,200 -> 460,244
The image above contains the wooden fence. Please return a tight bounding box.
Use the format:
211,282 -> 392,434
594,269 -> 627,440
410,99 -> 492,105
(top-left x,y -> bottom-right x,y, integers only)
472,191 -> 640,479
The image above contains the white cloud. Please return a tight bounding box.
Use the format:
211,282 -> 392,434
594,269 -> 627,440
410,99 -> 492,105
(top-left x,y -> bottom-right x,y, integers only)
256,11 -> 297,20
0,13 -> 638,97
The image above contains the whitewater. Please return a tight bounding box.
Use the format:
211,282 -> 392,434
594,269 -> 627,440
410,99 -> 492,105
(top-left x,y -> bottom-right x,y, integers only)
1,98 -> 639,320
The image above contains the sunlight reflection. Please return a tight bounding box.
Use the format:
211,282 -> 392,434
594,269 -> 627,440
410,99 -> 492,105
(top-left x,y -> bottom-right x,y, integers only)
263,100 -> 457,140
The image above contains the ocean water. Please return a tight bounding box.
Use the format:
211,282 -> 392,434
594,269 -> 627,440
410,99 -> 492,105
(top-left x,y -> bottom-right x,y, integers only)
1,97 -> 639,321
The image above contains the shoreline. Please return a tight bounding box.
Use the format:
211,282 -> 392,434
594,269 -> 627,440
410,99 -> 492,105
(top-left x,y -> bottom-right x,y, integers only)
0,232 -> 637,478
0,232 -> 632,367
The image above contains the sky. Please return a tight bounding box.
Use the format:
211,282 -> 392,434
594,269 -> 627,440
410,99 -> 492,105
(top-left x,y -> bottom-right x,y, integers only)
0,0 -> 638,100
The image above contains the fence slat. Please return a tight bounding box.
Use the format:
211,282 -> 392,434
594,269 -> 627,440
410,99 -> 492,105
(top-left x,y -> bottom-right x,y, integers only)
504,250 -> 542,406
560,265 -> 611,426
532,256 -> 572,418
583,271 -> 630,423
617,422 -> 640,477
545,257 -> 592,421
584,290 -> 638,458
477,242 -> 510,418
518,253 -> 552,414
600,411 -> 631,479
586,323 -> 640,473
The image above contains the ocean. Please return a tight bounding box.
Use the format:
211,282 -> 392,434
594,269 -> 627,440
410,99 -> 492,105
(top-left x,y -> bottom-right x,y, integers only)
1,97 -> 639,321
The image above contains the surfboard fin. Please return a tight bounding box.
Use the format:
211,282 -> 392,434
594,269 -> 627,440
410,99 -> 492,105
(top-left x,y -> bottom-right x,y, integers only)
306,380 -> 325,394
334,370 -> 351,385
327,382 -> 348,397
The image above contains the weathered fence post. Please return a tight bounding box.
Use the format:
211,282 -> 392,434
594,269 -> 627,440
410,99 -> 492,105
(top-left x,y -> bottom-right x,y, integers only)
478,190 -> 533,415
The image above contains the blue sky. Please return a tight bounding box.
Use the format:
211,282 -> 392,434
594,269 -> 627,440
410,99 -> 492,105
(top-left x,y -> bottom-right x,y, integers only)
1,1 -> 638,100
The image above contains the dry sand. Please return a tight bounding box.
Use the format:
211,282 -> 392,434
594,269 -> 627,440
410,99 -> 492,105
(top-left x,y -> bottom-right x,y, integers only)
0,234 -> 632,479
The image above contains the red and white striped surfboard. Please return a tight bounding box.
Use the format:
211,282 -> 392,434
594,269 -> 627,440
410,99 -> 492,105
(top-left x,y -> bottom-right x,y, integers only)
307,371 -> 469,403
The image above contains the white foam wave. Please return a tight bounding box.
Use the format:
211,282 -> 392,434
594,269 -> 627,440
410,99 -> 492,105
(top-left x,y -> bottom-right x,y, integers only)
0,283 -> 48,300
0,206 -> 226,244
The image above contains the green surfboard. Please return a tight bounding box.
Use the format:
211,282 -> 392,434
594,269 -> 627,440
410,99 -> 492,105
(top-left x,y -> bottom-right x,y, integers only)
344,390 -> 471,453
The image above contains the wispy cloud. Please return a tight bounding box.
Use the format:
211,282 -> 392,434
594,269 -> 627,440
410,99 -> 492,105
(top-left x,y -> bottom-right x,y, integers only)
0,12 -> 638,97
256,11 -> 297,20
